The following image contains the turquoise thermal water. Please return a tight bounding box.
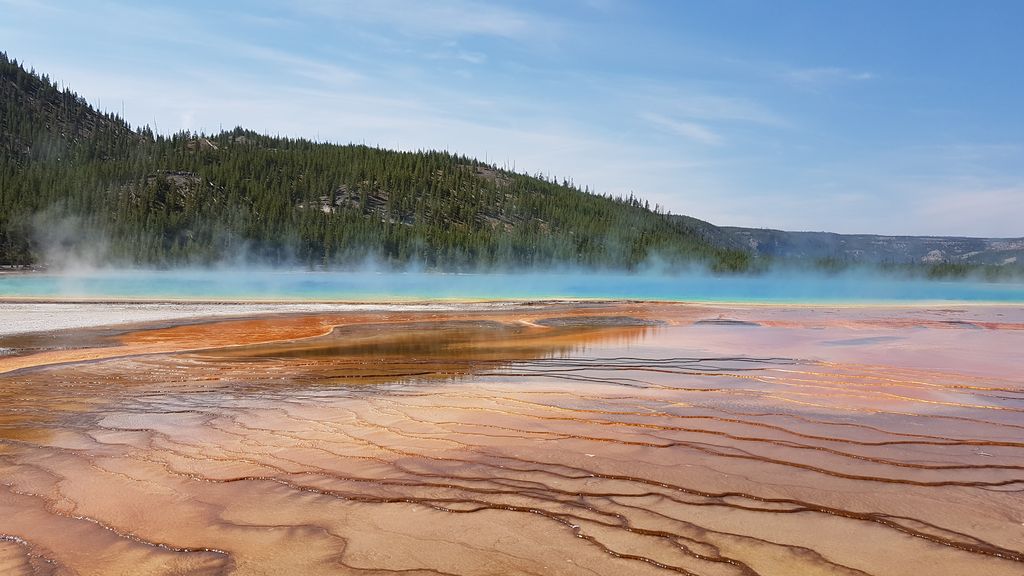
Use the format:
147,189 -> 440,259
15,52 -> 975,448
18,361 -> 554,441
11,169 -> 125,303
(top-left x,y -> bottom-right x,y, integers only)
0,270 -> 1022,303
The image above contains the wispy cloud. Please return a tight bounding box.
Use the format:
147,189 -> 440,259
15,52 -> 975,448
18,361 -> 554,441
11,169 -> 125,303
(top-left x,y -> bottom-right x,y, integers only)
452,51 -> 487,64
896,143 -> 1023,170
229,43 -> 363,87
641,113 -> 723,146
784,66 -> 875,88
291,0 -> 559,41
667,94 -> 786,127
423,42 -> 488,64
0,0 -> 66,12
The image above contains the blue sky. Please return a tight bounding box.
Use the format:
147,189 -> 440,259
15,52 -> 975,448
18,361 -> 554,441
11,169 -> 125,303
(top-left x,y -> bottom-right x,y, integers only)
2,0 -> 1022,236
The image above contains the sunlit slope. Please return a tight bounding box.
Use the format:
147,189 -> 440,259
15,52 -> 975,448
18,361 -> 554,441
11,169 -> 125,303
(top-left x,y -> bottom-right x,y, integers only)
0,52 -> 750,271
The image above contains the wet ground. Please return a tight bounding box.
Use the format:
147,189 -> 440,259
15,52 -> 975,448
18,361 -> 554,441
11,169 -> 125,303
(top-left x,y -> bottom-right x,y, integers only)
0,302 -> 1021,575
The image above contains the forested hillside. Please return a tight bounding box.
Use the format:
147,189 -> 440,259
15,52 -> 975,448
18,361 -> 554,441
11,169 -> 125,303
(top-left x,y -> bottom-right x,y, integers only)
0,52 -> 752,271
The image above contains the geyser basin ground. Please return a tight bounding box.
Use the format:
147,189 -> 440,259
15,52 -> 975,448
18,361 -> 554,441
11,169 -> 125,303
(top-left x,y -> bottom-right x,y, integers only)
0,301 -> 1021,575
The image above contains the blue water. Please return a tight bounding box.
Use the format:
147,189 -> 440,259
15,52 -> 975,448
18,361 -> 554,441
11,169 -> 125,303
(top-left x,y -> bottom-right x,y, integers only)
0,270 -> 1021,303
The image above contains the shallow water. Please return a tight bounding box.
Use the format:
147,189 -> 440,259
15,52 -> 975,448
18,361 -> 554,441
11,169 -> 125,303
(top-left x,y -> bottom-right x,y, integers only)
2,269 -> 1024,303
0,303 -> 1021,575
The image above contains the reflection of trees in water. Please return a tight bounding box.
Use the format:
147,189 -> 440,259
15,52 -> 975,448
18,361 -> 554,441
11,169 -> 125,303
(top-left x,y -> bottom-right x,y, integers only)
0,317 -> 656,443
183,318 -> 657,388
201,319 -> 653,359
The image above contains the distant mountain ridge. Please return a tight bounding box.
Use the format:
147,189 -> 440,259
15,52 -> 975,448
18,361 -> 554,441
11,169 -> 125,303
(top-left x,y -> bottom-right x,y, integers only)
719,228 -> 1023,266
674,214 -> 1023,265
